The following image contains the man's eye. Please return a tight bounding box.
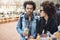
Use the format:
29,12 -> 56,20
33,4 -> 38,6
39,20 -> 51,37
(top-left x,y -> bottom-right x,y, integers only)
27,8 -> 29,9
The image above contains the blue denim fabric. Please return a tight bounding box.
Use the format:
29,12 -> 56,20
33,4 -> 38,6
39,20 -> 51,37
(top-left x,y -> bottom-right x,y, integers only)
16,13 -> 37,40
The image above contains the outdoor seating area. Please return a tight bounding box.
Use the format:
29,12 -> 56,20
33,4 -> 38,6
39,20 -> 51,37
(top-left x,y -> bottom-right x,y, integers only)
0,12 -> 20,24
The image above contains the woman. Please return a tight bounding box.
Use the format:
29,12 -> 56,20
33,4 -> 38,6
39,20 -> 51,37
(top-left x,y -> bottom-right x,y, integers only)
36,1 -> 58,35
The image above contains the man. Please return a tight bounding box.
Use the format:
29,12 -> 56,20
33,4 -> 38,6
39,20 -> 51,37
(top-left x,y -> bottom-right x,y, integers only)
55,3 -> 60,25
16,1 -> 37,40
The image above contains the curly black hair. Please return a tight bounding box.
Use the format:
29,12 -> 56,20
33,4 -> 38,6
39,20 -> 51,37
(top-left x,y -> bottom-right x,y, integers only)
40,1 -> 56,17
23,1 -> 36,10
55,3 -> 60,9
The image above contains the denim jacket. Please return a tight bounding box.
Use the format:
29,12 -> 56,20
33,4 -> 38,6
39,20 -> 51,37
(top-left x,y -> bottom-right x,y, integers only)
16,13 -> 38,38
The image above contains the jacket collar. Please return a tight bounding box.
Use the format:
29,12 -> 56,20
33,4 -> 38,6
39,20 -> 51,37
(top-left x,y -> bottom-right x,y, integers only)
25,13 -> 34,21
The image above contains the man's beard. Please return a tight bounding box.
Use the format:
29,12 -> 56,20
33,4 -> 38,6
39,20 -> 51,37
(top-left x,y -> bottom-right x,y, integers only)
27,12 -> 33,15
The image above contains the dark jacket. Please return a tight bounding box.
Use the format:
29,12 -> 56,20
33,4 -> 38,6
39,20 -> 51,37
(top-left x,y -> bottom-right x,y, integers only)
36,17 -> 58,35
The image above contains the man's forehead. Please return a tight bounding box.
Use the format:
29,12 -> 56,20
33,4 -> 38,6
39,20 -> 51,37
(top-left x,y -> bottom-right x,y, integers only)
26,4 -> 33,7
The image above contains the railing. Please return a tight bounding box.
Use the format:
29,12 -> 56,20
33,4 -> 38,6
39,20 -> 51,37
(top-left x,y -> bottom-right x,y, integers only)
0,15 -> 19,24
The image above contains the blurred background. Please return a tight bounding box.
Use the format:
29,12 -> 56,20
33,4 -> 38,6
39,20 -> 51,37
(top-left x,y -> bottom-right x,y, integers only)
0,0 -> 60,40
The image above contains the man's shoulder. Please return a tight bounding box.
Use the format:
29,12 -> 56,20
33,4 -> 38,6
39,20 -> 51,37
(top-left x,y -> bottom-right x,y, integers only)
20,12 -> 26,17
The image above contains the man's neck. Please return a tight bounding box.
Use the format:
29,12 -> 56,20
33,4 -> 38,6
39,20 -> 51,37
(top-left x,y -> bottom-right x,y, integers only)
27,14 -> 32,21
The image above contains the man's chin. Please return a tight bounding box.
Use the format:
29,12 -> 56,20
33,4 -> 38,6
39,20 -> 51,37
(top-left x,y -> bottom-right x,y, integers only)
27,13 -> 32,15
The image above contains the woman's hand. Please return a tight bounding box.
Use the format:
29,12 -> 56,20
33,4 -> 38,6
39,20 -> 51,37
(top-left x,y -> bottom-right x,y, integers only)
36,33 -> 40,40
28,36 -> 34,40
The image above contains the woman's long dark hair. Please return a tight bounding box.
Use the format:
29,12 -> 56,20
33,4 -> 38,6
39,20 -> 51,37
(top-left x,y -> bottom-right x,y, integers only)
40,1 -> 56,18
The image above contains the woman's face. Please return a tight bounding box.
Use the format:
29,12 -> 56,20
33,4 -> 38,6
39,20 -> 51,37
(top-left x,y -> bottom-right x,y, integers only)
40,6 -> 46,17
